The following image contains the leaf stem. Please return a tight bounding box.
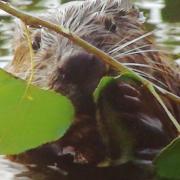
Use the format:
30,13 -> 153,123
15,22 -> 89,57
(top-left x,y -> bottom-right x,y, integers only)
22,22 -> 34,97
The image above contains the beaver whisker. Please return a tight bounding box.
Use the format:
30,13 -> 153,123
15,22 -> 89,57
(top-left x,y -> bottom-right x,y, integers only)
123,63 -> 163,70
131,68 -> 168,88
14,70 -> 48,78
109,31 -> 154,54
108,35 -> 133,53
115,44 -> 152,55
32,79 -> 49,84
109,44 -> 152,57
126,49 -> 166,55
114,49 -> 164,59
122,63 -> 173,75
140,60 -> 170,67
123,63 -> 156,68
32,75 -> 49,78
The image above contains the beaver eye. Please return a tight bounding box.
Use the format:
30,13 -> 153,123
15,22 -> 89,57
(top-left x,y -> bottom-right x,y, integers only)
104,18 -> 116,33
32,32 -> 41,50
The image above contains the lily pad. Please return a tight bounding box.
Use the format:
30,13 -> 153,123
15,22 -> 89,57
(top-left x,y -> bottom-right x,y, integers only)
154,137 -> 180,179
0,69 -> 74,154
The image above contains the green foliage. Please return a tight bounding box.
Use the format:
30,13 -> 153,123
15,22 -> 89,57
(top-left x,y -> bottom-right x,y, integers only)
93,76 -> 115,103
154,137 -> 180,180
0,69 -> 74,154
94,73 -> 140,102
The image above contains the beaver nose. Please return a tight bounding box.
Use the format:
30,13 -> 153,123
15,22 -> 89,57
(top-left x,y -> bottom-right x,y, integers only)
58,51 -> 107,86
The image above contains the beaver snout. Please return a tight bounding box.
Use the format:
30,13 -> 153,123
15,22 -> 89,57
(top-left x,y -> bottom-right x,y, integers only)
50,52 -> 106,93
58,52 -> 107,90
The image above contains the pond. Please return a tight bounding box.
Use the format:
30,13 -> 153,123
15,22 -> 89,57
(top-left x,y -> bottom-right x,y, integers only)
0,0 -> 180,179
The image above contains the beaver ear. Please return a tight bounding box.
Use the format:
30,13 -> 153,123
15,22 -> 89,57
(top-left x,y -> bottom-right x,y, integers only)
12,19 -> 41,51
32,30 -> 41,51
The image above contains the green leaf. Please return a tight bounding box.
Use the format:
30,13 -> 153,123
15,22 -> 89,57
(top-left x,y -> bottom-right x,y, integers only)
93,73 -> 140,103
93,76 -> 115,103
154,137 -> 180,180
0,69 -> 74,154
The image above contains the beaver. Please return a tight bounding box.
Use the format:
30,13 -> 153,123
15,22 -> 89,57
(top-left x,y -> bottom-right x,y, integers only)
5,0 -> 180,166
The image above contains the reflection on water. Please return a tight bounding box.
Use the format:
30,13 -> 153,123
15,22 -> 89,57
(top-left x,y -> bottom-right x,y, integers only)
0,157 -> 155,180
0,156 -> 29,180
0,0 -> 180,179
136,0 -> 180,62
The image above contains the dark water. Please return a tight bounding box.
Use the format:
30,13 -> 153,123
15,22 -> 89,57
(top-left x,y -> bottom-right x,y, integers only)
0,0 -> 180,179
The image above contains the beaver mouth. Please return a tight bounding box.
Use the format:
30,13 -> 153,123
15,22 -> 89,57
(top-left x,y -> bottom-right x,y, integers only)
59,146 -> 89,164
